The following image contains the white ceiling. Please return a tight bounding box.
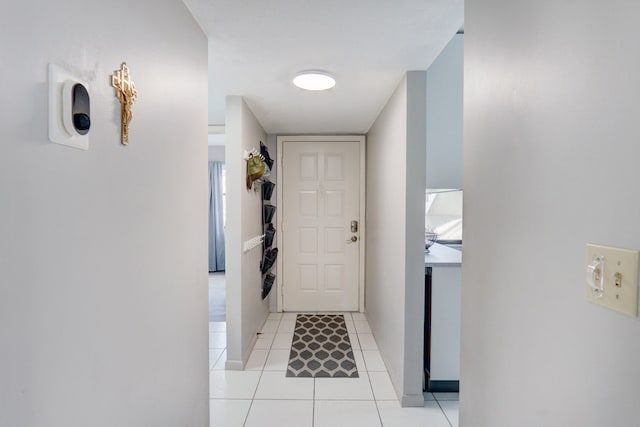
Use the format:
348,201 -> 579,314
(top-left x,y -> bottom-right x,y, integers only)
183,0 -> 463,134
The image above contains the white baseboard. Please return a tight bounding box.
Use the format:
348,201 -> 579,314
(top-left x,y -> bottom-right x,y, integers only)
401,393 -> 427,407
225,359 -> 244,370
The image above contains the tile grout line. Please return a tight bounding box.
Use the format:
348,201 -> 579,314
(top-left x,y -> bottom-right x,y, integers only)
434,397 -> 454,427
242,314 -> 282,427
242,357 -> 266,427
356,315 -> 386,427
312,367 -> 316,427
209,348 -> 225,372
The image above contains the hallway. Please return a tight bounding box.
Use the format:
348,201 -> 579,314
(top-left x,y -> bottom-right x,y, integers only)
208,272 -> 226,322
209,313 -> 458,426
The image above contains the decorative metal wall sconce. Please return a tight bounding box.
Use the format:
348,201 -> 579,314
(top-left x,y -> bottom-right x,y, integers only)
244,148 -> 266,190
111,62 -> 137,145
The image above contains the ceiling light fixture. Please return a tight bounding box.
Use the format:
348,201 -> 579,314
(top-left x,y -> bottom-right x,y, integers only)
292,71 -> 336,91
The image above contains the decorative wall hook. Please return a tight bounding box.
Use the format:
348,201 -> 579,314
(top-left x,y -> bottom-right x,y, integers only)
246,151 -> 266,190
111,62 -> 137,145
243,148 -> 263,161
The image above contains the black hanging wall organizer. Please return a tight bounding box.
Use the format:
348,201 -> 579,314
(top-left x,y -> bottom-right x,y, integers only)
260,142 -> 276,299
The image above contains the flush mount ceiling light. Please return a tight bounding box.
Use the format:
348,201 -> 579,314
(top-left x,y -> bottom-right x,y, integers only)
292,71 -> 336,91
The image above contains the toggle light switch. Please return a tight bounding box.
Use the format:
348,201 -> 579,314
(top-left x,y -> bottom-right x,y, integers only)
585,244 -> 639,317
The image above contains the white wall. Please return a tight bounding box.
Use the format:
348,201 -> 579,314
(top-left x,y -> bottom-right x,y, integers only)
224,96 -> 270,368
462,0 -> 640,426
0,1 -> 209,426
426,33 -> 464,189
366,71 -> 427,406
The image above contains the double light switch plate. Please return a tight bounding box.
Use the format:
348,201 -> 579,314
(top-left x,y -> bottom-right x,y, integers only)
585,244 -> 639,317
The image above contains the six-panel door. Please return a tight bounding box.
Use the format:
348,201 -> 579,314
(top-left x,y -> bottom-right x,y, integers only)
282,140 -> 361,311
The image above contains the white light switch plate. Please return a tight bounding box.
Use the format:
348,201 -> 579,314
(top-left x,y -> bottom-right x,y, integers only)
585,244 -> 639,317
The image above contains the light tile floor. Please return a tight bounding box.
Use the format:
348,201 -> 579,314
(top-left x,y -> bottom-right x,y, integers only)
209,313 -> 458,427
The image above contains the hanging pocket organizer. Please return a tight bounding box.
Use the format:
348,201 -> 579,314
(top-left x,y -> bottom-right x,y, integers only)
262,274 -> 275,299
259,142 -> 276,300
262,180 -> 275,201
261,248 -> 278,274
263,204 -> 277,223
264,223 -> 276,248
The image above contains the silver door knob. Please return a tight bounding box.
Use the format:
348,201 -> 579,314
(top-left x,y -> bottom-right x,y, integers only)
346,235 -> 358,243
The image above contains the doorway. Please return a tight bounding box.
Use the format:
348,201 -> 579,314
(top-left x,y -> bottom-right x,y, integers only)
208,132 -> 228,378
276,135 -> 366,312
208,132 -> 226,322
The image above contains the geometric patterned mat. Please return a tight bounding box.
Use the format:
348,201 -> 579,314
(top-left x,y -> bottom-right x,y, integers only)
286,314 -> 359,378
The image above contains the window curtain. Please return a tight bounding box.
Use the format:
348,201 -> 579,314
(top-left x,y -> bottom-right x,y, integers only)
208,161 -> 225,272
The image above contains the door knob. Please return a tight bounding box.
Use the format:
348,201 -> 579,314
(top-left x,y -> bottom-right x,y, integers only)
346,235 -> 358,243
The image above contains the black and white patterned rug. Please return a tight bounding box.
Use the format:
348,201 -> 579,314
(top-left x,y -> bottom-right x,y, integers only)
286,314 -> 359,378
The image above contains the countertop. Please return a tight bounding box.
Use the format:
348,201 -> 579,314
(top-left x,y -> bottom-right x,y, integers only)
425,243 -> 462,267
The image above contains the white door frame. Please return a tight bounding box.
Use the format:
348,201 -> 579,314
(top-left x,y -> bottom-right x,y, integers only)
276,135 -> 366,313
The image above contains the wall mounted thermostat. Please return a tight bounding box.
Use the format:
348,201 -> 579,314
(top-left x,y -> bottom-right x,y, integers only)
48,63 -> 90,150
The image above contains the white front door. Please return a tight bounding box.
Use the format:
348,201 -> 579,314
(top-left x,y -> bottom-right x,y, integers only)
277,136 -> 364,312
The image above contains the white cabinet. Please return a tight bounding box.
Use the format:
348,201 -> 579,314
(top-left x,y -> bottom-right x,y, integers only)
425,244 -> 461,391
